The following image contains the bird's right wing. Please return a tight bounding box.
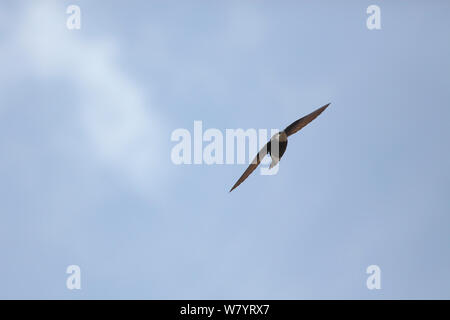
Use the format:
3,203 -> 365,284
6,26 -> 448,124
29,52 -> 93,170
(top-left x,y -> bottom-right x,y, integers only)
229,142 -> 270,192
284,103 -> 330,137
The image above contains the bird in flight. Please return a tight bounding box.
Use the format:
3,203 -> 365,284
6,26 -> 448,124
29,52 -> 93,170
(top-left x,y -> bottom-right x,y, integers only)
229,103 -> 330,192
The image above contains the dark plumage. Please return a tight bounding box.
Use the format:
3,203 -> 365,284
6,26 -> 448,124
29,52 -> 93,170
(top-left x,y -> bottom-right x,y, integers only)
229,103 -> 330,192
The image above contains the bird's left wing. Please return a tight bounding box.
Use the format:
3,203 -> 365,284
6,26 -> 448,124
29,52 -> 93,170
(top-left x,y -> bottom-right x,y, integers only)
229,142 -> 270,192
284,103 -> 330,137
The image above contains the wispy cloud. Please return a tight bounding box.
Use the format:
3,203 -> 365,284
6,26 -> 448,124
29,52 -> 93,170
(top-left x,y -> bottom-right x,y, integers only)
6,2 -> 166,193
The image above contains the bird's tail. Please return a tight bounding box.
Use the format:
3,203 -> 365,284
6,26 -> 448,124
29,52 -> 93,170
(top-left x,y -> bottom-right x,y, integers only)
269,158 -> 279,169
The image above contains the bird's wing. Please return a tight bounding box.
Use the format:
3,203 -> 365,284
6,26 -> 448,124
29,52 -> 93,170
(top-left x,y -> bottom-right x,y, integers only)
284,103 -> 330,137
229,142 -> 270,192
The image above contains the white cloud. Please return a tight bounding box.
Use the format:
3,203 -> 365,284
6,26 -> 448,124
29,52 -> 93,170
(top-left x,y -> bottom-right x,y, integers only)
8,2 -> 166,193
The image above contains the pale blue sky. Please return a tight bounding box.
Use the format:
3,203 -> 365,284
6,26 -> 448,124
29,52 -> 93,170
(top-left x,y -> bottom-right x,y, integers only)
1,0 -> 450,299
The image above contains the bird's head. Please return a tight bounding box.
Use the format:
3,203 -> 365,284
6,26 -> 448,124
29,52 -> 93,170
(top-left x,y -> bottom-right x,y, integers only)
271,131 -> 288,142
